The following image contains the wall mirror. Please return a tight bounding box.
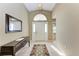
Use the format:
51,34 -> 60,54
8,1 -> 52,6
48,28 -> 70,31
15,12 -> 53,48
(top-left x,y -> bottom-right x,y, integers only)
5,14 -> 22,33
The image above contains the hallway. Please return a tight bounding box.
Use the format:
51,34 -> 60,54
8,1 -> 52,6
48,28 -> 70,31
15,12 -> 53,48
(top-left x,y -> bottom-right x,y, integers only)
16,41 -> 60,56
1,3 -> 79,56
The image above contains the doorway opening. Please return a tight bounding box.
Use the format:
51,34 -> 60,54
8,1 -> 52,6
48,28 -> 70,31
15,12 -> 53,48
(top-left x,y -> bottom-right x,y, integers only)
32,14 -> 48,42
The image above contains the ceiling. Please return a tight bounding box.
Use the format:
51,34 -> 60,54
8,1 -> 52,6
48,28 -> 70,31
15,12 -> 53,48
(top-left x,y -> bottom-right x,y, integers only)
24,3 -> 56,12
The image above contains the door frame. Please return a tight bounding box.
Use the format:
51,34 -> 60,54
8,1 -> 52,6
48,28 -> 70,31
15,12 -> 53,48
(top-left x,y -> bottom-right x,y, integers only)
32,21 -> 48,41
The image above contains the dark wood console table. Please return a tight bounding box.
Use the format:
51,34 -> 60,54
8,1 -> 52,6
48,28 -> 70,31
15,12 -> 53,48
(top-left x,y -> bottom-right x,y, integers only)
0,36 -> 30,56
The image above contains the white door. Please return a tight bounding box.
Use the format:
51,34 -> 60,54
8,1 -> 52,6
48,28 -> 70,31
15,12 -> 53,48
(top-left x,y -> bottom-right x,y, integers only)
32,22 -> 48,41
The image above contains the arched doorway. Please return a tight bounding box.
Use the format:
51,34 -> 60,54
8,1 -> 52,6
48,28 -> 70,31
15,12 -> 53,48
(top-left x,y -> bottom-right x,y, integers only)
32,14 -> 48,41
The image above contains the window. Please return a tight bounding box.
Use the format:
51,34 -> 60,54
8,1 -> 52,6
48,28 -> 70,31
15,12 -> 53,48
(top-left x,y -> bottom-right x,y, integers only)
32,23 -> 35,32
34,14 -> 47,21
45,24 -> 47,32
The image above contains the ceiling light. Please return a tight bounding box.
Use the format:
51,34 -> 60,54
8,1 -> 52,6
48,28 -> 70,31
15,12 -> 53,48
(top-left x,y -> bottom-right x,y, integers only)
37,3 -> 43,10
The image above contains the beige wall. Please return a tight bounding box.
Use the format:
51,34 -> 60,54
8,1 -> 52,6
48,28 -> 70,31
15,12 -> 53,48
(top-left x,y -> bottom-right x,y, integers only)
0,3 -> 29,46
52,3 -> 79,55
29,10 -> 53,41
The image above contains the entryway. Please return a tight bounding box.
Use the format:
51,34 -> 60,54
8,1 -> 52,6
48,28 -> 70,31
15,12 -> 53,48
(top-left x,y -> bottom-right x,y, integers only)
32,22 -> 48,41
31,13 -> 48,42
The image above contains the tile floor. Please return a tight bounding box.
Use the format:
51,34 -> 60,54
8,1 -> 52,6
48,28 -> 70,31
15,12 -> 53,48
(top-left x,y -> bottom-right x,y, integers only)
15,41 -> 60,56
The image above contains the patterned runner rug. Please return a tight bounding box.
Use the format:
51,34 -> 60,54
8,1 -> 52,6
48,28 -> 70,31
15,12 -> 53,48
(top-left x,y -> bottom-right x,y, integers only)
30,44 -> 50,56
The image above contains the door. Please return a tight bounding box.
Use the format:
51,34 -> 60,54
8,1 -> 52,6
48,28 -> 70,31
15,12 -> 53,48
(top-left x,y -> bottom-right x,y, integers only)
32,22 -> 48,41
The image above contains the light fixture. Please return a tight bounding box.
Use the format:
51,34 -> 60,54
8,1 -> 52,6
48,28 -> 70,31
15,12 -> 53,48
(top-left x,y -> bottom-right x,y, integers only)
37,3 -> 43,10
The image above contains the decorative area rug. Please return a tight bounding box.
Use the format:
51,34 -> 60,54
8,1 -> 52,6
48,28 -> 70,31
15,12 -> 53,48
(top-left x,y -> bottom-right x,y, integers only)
30,44 -> 50,56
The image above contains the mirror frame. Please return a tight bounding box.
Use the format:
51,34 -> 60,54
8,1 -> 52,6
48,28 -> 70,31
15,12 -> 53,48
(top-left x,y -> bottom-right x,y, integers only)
5,14 -> 22,33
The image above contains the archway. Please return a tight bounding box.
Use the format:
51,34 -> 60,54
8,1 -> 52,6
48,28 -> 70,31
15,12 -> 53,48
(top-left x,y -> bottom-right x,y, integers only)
32,14 -> 48,41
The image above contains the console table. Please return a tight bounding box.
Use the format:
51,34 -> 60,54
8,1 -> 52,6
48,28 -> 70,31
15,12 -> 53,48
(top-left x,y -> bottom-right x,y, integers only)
0,36 -> 30,56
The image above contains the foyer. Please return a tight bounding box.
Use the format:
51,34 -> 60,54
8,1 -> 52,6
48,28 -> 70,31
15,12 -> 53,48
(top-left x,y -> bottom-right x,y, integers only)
0,3 -> 79,56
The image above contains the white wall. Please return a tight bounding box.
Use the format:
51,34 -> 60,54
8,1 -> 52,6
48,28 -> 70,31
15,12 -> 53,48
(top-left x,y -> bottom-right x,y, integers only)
52,4 -> 79,56
0,3 -> 29,46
